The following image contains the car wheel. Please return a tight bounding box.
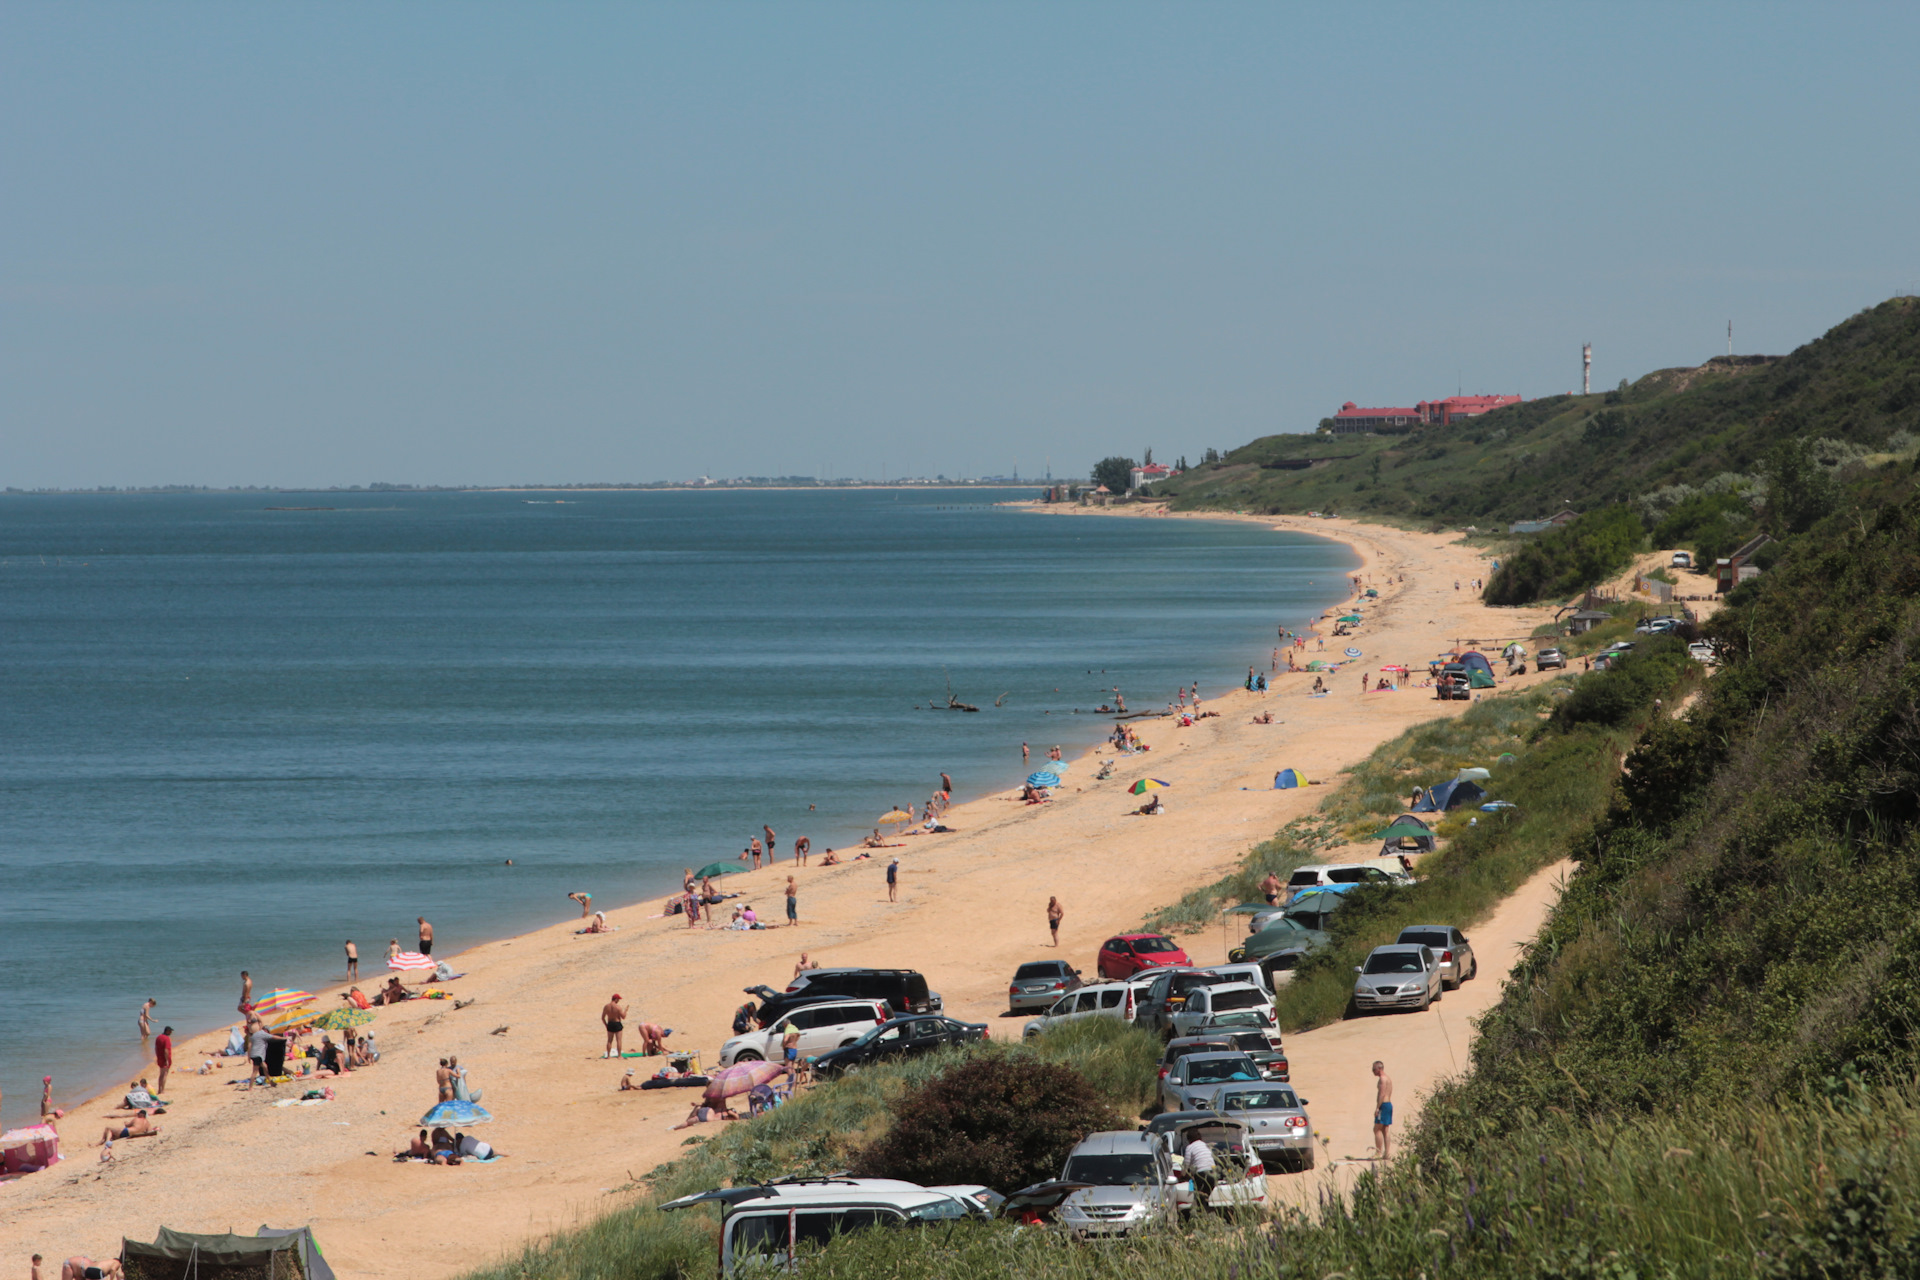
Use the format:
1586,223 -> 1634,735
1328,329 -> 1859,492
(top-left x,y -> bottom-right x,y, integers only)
1468,957 -> 1478,980
839,1039 -> 858,1048
735,1050 -> 762,1062
839,1062 -> 860,1077
1343,997 -> 1362,1020
1296,1149 -> 1316,1172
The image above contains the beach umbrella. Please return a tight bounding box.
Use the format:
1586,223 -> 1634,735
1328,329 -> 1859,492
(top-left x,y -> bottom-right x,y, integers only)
1380,665 -> 1408,673
693,862 -> 740,880
388,951 -> 436,972
878,809 -> 912,824
421,1099 -> 492,1127
704,1059 -> 788,1103
1128,778 -> 1171,795
257,1005 -> 320,1034
1304,660 -> 1332,671
250,989 -> 317,1017
1025,771 -> 1062,788
1343,647 -> 1363,658
314,1007 -> 375,1031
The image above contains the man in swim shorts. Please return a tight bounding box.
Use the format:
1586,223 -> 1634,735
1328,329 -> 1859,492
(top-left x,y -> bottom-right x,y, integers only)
62,1258 -> 122,1280
782,1023 -> 801,1069
785,875 -> 798,926
602,994 -> 628,1058
417,916 -> 433,956
1372,1060 -> 1394,1161
98,1110 -> 159,1145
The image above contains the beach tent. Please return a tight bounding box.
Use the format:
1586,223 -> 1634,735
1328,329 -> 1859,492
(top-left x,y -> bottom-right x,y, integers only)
0,1124 -> 61,1177
1374,820 -> 1436,854
125,1228 -> 316,1280
1469,668 -> 1497,689
1457,652 -> 1495,678
256,1228 -> 338,1280
1273,768 -> 1309,789
1412,779 -> 1486,813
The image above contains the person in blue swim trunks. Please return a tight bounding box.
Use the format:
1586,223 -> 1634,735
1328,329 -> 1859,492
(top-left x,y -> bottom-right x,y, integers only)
1372,1060 -> 1394,1161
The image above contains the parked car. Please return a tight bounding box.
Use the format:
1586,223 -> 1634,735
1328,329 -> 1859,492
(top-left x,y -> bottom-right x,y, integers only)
1143,1112 -> 1269,1210
1096,933 -> 1191,980
1133,969 -> 1234,1037
746,968 -> 940,1029
1394,925 -> 1477,990
1212,1083 -> 1315,1172
1436,664 -> 1471,700
1348,944 -> 1441,1015
1022,981 -> 1138,1039
661,1176 -> 985,1274
1671,551 -> 1694,569
1200,961 -> 1277,995
812,1015 -> 987,1077
1158,1051 -> 1263,1115
1536,647 -> 1568,670
1635,617 -> 1680,635
1157,1036 -> 1236,1089
1006,959 -> 1083,1013
1227,918 -> 1327,966
1168,982 -> 1275,1039
1192,1016 -> 1288,1081
1286,863 -> 1411,893
718,999 -> 889,1067
1688,641 -> 1716,662
1053,1131 -> 1178,1237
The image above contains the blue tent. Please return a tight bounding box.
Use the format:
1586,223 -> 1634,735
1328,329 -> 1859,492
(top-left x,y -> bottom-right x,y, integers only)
1273,768 -> 1309,789
1412,779 -> 1486,813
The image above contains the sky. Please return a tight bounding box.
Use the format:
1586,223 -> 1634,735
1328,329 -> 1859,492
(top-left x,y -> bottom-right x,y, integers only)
5,3 -> 1918,489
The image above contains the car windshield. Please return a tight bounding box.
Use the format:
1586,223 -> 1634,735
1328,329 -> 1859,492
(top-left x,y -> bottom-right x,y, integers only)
1398,931 -> 1449,949
1188,1058 -> 1259,1084
1365,952 -> 1426,975
1212,989 -> 1269,1012
1132,937 -> 1180,955
1014,963 -> 1064,980
1220,1089 -> 1299,1111
1164,1042 -> 1230,1066
1207,1010 -> 1274,1029
853,1023 -> 902,1046
1062,1154 -> 1156,1186
1286,871 -> 1319,887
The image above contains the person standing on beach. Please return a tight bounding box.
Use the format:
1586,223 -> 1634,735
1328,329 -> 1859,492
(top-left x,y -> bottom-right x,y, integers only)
344,939 -> 359,981
567,892 -> 593,919
1260,872 -> 1282,907
764,824 -> 777,863
794,836 -> 810,865
154,1026 -> 174,1098
436,1058 -> 454,1101
417,917 -> 434,956
886,858 -> 899,903
138,998 -> 155,1038
247,1024 -> 272,1090
785,875 -> 798,926
602,994 -> 628,1058
238,971 -> 252,1015
1046,896 -> 1063,946
1372,1060 -> 1394,1161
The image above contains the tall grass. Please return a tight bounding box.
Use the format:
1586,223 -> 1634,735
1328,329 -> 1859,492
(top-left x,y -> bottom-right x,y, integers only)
463,1019 -> 1164,1280
788,1084 -> 1920,1279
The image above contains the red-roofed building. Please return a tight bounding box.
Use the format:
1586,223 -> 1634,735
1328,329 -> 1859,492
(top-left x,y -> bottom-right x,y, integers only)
1416,394 -> 1524,425
1327,402 -> 1421,435
1129,463 -> 1179,489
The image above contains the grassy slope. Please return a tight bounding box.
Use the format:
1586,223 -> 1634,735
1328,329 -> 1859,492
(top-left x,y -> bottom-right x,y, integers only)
1150,297 -> 1920,527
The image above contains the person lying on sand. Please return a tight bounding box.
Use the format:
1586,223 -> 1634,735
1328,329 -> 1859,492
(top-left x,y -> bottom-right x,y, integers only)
98,1110 -> 159,1145
1132,795 -> 1166,816
456,1131 -> 498,1160
62,1258 -> 122,1280
428,1126 -> 462,1164
672,1100 -> 740,1130
397,1129 -> 435,1158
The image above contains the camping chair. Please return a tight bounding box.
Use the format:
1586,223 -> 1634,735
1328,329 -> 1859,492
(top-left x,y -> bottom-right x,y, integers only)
747,1084 -> 782,1116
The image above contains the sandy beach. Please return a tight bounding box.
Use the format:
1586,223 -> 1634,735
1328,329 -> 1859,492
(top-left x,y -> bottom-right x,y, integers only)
3,509 -> 1566,1274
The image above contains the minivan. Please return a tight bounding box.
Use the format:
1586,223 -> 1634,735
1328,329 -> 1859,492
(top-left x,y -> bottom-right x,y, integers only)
661,1176 -> 984,1274
746,969 -> 940,1028
1022,981 -> 1137,1039
1054,1131 -> 1177,1236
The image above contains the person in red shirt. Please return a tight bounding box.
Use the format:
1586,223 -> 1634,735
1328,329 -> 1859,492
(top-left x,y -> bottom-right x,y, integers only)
154,1027 -> 174,1098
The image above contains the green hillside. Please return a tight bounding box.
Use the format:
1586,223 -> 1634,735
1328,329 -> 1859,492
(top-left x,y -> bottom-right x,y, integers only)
1152,297 -> 1920,531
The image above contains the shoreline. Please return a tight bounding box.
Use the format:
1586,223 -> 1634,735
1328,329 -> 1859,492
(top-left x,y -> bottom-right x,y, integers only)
6,512 -> 1553,1279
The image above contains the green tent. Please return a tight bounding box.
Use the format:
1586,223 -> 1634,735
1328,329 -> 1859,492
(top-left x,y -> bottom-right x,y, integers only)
1469,668 -> 1496,689
124,1227 -> 334,1280
1374,821 -> 1435,842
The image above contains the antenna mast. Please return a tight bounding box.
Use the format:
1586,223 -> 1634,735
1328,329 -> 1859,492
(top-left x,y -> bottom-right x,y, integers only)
1728,321 -> 1733,356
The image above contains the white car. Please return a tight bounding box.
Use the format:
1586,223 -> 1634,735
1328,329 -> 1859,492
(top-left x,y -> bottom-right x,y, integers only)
1168,982 -> 1275,1039
717,999 -> 889,1067
1688,641 -> 1716,662
1023,982 -> 1138,1039
1200,961 -> 1278,994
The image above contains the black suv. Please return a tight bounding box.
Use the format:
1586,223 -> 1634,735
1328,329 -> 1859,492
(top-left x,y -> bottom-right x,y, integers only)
745,968 -> 940,1029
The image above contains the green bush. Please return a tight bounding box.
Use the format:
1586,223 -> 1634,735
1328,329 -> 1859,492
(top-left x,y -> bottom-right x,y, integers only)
1483,505 -> 1645,605
852,1056 -> 1117,1192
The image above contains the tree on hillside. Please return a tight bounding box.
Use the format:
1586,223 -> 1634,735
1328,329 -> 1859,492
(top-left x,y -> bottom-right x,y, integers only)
1091,457 -> 1136,493
1763,437 -> 1837,534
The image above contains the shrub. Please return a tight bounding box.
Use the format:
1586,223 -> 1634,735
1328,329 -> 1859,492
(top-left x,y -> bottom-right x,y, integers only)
852,1056 -> 1117,1193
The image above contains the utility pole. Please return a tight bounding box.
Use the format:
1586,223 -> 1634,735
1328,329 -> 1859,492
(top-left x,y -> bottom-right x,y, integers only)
1728,320 -> 1733,356
1582,343 -> 1591,396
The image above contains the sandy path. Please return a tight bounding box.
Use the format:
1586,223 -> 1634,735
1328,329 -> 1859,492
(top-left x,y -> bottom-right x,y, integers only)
1271,858 -> 1573,1203
2,509 -> 1564,1275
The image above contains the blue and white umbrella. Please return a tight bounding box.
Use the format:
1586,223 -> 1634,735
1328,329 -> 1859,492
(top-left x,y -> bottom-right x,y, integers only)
1025,771 -> 1062,788
421,1099 -> 492,1127
1343,647 -> 1363,659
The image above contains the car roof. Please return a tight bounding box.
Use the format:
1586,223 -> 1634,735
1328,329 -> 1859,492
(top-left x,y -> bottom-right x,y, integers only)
663,1177 -> 961,1215
1145,1110 -> 1247,1133
1369,943 -> 1428,956
1180,1051 -> 1258,1065
1166,1035 -> 1235,1050
1398,925 -> 1456,935
1068,1130 -> 1156,1155
1198,981 -> 1266,995
1113,932 -> 1173,941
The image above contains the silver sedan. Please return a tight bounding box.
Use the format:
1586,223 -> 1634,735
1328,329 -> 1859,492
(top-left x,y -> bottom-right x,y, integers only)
1212,1083 -> 1315,1173
1348,944 -> 1440,1014
1157,1051 -> 1263,1115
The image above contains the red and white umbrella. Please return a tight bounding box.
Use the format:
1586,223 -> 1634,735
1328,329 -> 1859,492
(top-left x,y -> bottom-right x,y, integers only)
704,1059 -> 788,1103
388,951 -> 436,972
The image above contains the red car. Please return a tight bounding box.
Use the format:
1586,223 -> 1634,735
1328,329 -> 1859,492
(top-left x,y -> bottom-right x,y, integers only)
1096,932 -> 1191,980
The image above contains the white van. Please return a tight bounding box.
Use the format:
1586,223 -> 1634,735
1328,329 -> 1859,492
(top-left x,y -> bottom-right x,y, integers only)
1285,862 -> 1411,893
1021,981 -> 1138,1039
717,999 -> 889,1067
661,1177 -> 983,1274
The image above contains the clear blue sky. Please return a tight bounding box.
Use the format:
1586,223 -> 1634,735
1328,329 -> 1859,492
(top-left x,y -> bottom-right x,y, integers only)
5,3 -> 1917,488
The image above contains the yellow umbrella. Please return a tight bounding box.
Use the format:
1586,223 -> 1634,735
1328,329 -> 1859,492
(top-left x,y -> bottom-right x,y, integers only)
878,809 -> 912,824
258,1005 -> 319,1034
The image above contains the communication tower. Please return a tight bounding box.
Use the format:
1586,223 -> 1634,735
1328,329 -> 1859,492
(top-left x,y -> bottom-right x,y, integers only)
1582,343 -> 1592,395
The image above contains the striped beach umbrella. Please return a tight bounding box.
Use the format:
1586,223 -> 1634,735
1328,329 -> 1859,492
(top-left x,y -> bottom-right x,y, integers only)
314,1007 -> 376,1031
1128,778 -> 1171,795
704,1059 -> 788,1102
388,951 -> 437,972
1025,771 -> 1062,788
258,1005 -> 320,1034
250,989 -> 317,1016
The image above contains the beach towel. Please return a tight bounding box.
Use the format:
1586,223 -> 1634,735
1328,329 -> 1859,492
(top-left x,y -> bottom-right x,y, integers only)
640,1075 -> 710,1090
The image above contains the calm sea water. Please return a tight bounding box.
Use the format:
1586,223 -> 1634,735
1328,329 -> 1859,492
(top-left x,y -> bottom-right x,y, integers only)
0,489 -> 1355,1125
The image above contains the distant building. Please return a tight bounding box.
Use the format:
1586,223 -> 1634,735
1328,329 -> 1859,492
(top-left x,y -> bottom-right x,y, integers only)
1716,534 -> 1772,594
1129,463 -> 1179,489
1508,510 -> 1580,534
1327,403 -> 1420,435
1325,393 -> 1523,435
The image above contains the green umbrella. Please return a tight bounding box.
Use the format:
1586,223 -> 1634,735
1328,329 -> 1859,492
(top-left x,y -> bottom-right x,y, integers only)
314,1007 -> 375,1031
693,861 -> 741,881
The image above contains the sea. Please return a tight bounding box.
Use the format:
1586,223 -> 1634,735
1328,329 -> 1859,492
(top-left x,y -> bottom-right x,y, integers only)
0,488 -> 1356,1126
